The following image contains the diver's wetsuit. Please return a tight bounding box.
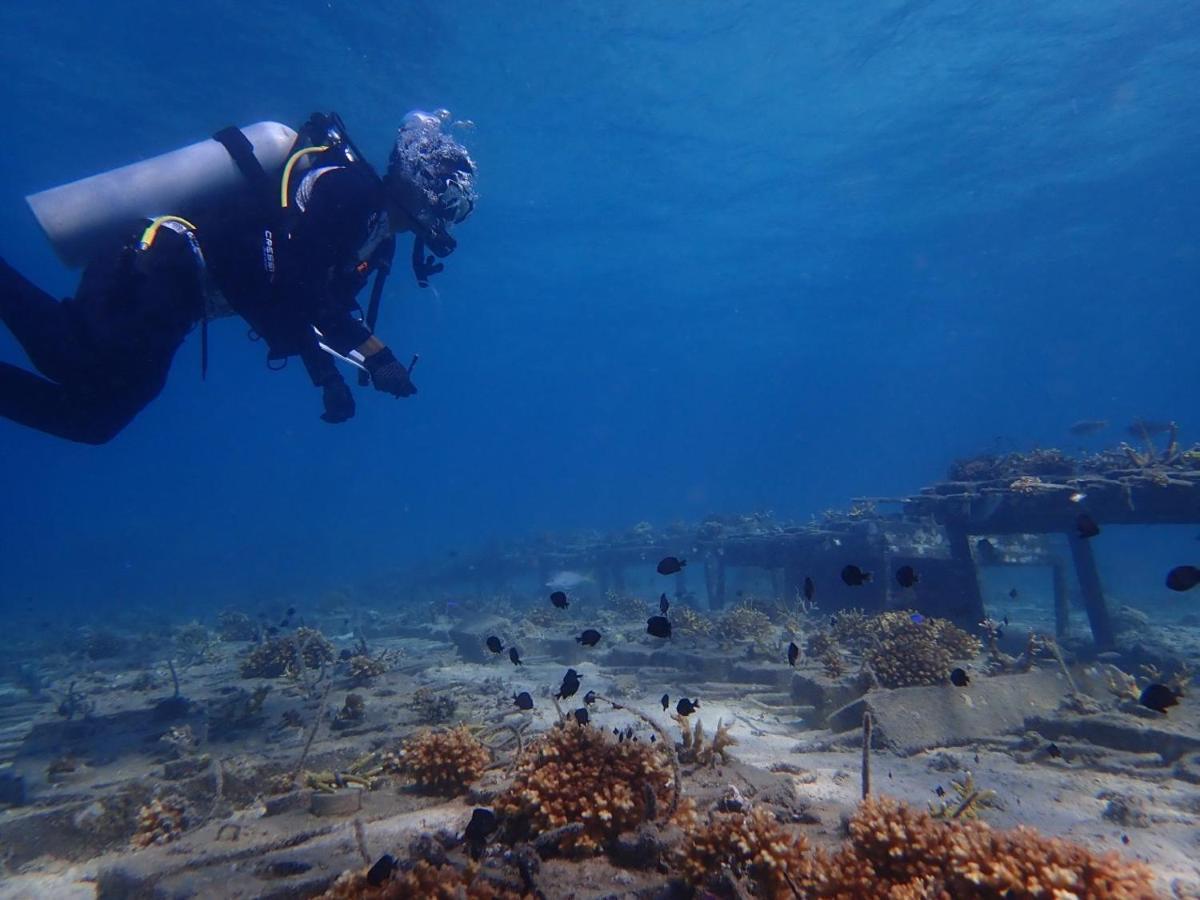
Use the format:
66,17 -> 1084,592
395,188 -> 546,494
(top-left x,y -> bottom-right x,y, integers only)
1,164 -> 391,444
0,228 -> 204,444
198,163 -> 393,390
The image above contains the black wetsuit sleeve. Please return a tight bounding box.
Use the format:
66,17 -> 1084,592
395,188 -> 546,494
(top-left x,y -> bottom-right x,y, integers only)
282,167 -> 381,356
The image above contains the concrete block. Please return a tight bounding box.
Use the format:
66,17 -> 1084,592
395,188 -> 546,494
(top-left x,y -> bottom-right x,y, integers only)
827,670 -> 1068,755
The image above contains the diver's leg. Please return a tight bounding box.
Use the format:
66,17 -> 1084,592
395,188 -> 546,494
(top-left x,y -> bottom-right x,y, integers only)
0,362 -> 154,445
0,257 -> 79,382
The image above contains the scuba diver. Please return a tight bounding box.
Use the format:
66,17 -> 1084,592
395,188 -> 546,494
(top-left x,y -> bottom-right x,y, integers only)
0,110 -> 477,444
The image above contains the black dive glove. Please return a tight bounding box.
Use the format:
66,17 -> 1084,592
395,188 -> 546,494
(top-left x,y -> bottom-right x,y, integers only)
319,375 -> 356,424
364,348 -> 417,398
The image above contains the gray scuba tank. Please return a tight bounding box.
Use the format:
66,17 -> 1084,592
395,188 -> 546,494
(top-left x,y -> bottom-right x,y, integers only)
25,121 -> 298,268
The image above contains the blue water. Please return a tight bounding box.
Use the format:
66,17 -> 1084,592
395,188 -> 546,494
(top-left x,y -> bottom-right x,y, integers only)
1,2 -> 1197,620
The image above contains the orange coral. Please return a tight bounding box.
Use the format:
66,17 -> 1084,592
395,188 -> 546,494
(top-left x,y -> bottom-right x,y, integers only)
130,795 -> 188,848
494,720 -> 673,853
318,860 -> 523,899
401,725 -> 490,793
678,796 -> 1157,900
680,806 -> 813,898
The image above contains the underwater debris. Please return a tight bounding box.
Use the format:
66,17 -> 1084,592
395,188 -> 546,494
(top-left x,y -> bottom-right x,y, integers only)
216,609 -> 257,641
401,725 -> 490,793
55,680 -> 95,719
409,686 -> 459,724
673,714 -> 738,767
130,794 -> 188,848
239,627 -> 334,679
495,720 -> 673,853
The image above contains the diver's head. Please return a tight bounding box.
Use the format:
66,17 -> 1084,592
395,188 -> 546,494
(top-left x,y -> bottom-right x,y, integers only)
384,109 -> 477,258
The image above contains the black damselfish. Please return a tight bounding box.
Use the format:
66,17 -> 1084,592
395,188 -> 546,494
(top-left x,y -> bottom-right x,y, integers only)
463,808 -> 497,844
556,668 -> 582,700
661,693 -> 669,711
486,636 -> 503,654
787,641 -> 799,667
577,628 -> 602,647
1166,565 -> 1200,592
896,565 -> 919,589
950,667 -> 970,687
841,564 -> 872,586
513,691 -> 534,710
646,615 -> 672,638
659,593 -> 670,614
676,697 -> 699,716
1139,683 -> 1179,714
366,854 -> 398,887
1076,513 -> 1101,539
803,576 -> 815,603
657,556 -> 686,575
573,707 -> 589,725
509,647 -> 523,666
550,590 -> 569,609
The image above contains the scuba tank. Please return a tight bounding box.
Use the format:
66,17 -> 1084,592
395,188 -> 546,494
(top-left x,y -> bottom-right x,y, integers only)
25,122 -> 299,268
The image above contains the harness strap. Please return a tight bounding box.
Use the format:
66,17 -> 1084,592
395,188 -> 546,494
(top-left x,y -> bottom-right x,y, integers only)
212,126 -> 272,194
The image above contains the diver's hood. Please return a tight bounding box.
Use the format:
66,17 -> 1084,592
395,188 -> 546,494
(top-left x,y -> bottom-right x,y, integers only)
387,110 -> 477,258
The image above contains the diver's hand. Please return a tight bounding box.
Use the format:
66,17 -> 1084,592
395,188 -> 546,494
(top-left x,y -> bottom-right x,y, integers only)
319,376 -> 356,423
364,348 -> 417,398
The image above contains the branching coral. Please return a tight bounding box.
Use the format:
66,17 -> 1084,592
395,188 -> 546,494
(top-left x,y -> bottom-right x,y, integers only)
673,604 -> 715,638
401,725 -> 490,793
174,621 -> 220,665
217,609 -> 257,642
409,686 -> 458,724
680,796 -> 1157,899
239,627 -> 334,678
721,602 -> 775,642
866,621 -> 951,688
347,653 -> 388,686
821,648 -> 848,679
673,714 -> 738,767
130,795 -> 188,848
928,771 -> 1001,821
495,721 -> 673,853
319,860 -> 524,899
679,806 -> 813,898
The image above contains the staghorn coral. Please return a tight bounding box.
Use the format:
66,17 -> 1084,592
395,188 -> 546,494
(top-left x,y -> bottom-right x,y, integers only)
81,627 -> 127,660
927,619 -> 982,660
174,621 -> 220,665
821,648 -> 847,679
679,796 -> 1156,899
409,686 -> 458,724
239,627 -> 334,679
401,725 -> 490,793
679,806 -> 813,898
217,609 -> 257,641
830,609 -> 872,650
673,604 -> 715,638
319,859 -> 524,899
495,720 -> 673,853
130,795 -> 188,848
720,602 -> 776,651
866,621 -> 951,688
928,771 -> 1001,821
347,653 -> 388,686
807,629 -> 835,657
673,714 -> 738,767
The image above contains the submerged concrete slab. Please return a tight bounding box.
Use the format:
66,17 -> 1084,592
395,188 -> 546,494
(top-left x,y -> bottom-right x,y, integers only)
827,669 -> 1069,755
